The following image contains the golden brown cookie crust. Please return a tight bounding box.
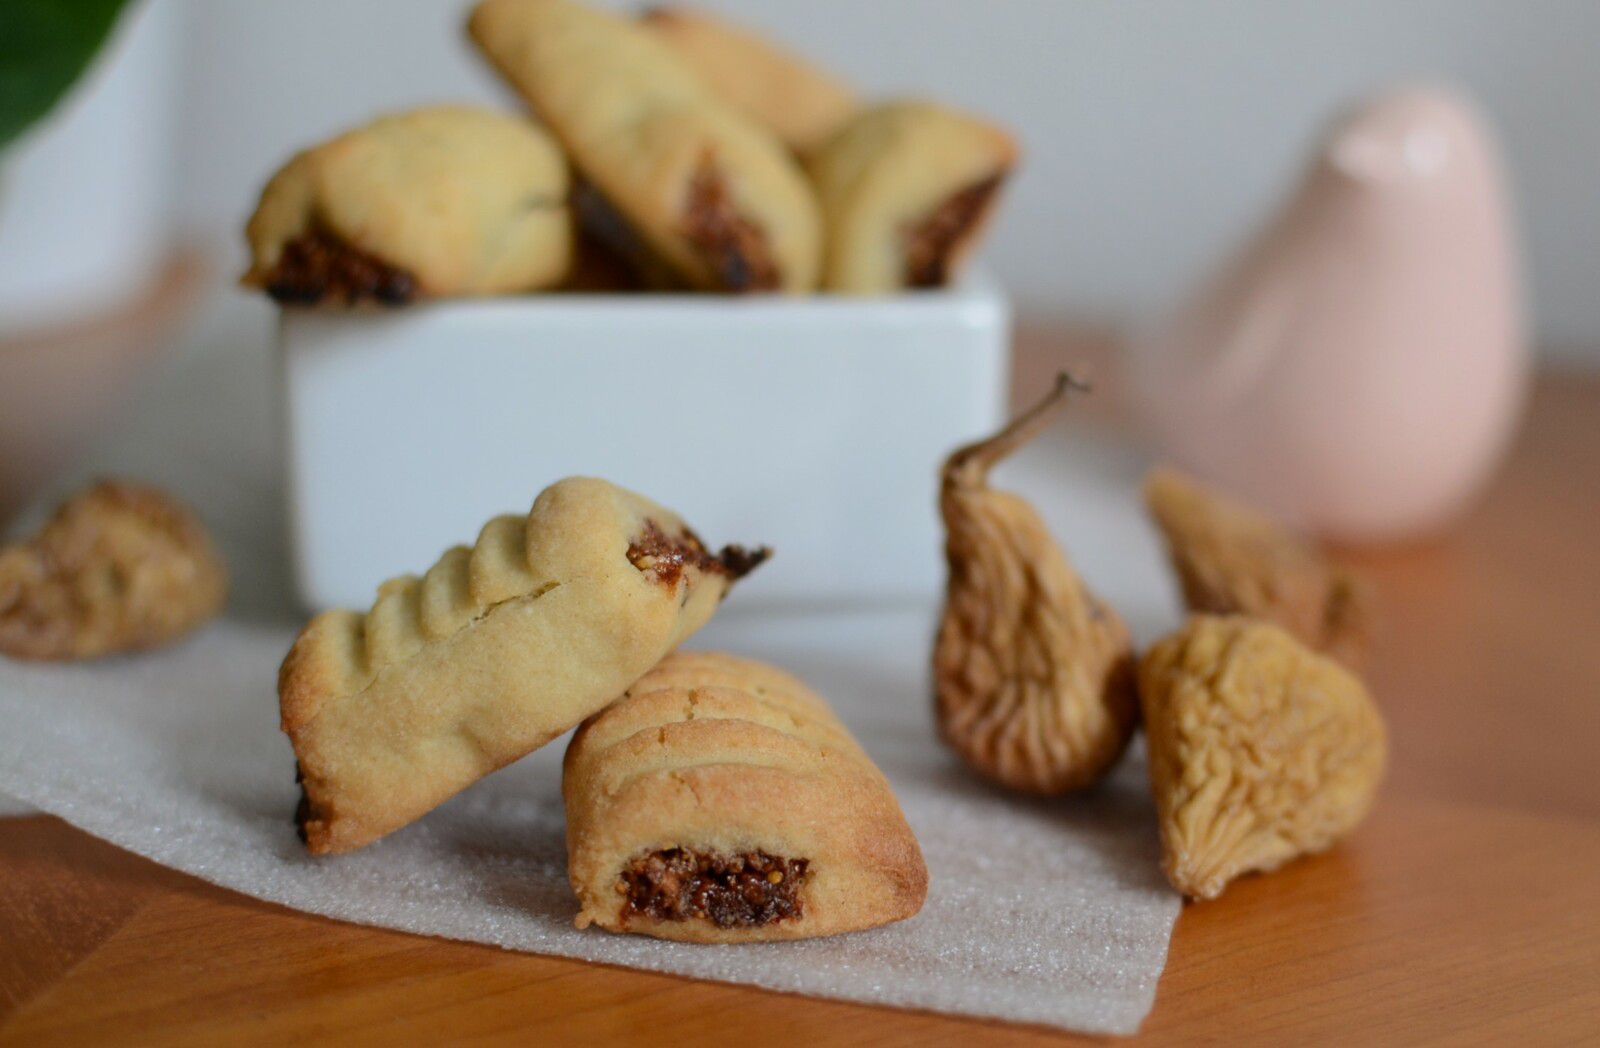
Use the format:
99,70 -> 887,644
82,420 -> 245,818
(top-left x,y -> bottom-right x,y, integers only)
0,480 -> 227,661
641,7 -> 858,153
468,0 -> 821,293
563,651 -> 927,942
279,478 -> 767,855
243,105 -> 572,304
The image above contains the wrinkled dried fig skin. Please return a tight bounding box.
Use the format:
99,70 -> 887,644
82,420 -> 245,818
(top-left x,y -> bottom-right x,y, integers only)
1144,469 -> 1373,670
1138,615 -> 1387,900
932,376 -> 1139,795
0,482 -> 228,661
935,490 -> 1138,793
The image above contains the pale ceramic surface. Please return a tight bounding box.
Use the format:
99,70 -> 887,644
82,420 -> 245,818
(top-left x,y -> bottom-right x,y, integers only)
282,283 -> 1010,609
1132,86 -> 1527,542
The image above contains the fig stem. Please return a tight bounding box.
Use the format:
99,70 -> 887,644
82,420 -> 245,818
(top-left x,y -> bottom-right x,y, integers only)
943,372 -> 1088,487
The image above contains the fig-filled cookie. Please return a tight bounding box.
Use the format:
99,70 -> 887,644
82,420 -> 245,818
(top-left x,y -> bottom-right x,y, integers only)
243,105 -> 572,305
279,478 -> 767,854
563,651 -> 927,942
807,100 -> 1017,293
469,0 -> 821,293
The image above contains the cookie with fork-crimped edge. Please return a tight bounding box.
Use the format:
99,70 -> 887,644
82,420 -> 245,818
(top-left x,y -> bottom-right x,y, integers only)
807,100 -> 1017,294
468,0 -> 821,293
563,651 -> 928,942
243,105 -> 572,305
279,478 -> 768,855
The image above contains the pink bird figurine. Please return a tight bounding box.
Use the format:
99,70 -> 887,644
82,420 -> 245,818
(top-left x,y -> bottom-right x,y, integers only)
1132,86 -> 1527,543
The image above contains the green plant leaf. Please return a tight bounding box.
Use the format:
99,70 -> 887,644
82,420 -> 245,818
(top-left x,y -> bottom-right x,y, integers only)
0,0 -> 134,152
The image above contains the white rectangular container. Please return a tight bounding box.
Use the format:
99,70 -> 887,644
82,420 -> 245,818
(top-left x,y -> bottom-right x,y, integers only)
281,281 -> 1009,611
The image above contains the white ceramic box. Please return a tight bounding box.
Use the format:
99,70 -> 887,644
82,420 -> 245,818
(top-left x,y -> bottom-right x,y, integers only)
281,281 -> 1009,611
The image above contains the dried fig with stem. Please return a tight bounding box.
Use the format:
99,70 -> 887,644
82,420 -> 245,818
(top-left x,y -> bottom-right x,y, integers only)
1139,614 -> 1387,900
1143,467 -> 1372,669
0,480 -> 228,661
933,374 -> 1138,794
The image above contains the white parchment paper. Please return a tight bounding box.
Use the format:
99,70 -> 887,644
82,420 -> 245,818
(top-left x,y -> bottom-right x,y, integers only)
0,335 -> 1182,1034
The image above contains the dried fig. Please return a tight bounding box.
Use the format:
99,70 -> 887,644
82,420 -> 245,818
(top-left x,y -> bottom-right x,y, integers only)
0,480 -> 228,661
1139,614 -> 1387,900
1143,467 -> 1371,669
933,375 -> 1138,794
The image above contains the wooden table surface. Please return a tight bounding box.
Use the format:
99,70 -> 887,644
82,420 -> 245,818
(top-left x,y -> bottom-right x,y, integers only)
3,371 -> 1598,1046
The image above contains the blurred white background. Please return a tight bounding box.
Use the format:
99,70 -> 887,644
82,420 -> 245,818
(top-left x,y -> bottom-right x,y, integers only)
12,0 -> 1600,360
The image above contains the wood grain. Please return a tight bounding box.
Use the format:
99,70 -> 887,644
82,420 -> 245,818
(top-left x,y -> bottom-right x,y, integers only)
3,370 -> 1598,1046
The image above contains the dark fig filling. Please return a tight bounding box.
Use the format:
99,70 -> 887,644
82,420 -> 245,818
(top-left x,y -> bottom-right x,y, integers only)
680,155 -> 781,293
563,222 -> 651,293
620,848 -> 810,928
903,174 -> 1003,288
574,164 -> 781,295
627,519 -> 770,587
573,182 -> 686,292
266,228 -> 417,306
